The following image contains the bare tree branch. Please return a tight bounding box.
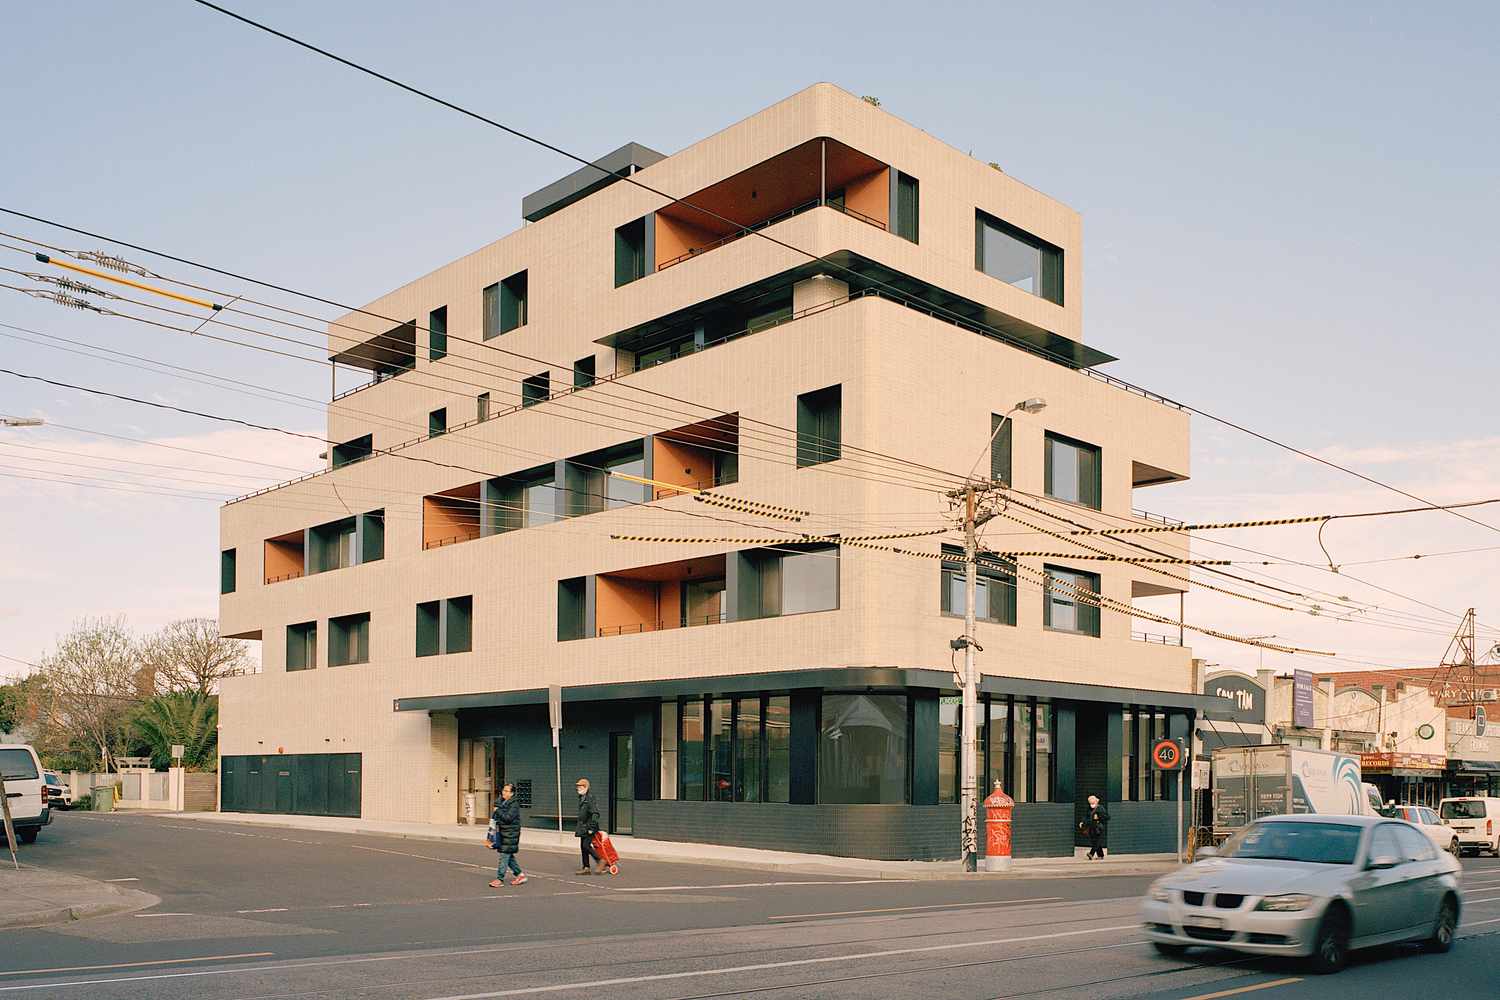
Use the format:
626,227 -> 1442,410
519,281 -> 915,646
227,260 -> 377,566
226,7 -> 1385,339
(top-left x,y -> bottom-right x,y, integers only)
141,618 -> 252,695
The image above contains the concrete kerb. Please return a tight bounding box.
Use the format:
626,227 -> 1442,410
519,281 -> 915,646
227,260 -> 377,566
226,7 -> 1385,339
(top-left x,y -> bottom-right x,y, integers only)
138,812 -> 1185,880
0,865 -> 160,930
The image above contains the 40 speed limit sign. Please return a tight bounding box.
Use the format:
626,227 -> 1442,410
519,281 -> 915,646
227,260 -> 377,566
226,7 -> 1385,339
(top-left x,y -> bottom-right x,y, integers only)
1151,737 -> 1187,771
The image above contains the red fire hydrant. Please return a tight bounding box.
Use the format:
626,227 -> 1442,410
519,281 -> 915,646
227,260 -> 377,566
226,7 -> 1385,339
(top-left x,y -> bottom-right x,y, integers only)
984,781 -> 1015,872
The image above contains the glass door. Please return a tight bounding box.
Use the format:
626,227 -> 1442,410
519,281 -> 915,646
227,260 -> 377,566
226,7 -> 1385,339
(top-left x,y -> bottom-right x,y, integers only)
609,733 -> 634,835
457,737 -> 503,823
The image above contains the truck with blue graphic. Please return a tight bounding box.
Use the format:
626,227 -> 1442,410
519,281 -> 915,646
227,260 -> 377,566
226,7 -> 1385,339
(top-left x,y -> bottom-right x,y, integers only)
1212,745 -> 1384,839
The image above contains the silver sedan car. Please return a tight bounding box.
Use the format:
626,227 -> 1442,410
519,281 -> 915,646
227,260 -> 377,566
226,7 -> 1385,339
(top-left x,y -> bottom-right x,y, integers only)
1141,814 -> 1461,973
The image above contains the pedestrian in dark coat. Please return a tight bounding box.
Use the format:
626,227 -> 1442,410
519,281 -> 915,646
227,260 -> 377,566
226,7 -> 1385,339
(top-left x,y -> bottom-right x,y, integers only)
1083,794 -> 1110,860
488,783 -> 527,887
574,777 -> 603,874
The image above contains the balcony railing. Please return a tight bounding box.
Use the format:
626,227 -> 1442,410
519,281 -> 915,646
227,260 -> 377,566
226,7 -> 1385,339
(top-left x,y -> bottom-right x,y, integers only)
423,532 -> 479,551
1131,508 -> 1186,528
1132,630 -> 1182,646
597,613 -> 727,637
264,571 -> 303,584
651,473 -> 736,500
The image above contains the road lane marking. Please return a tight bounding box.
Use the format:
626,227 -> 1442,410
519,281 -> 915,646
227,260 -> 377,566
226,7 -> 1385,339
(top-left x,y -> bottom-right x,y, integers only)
769,896 -> 1065,920
1179,979 -> 1303,1000
1458,893 -> 1500,905
418,922 -> 1144,999
134,912 -> 191,917
1462,915 -> 1500,927
235,908 -> 289,914
0,953 -> 273,977
610,878 -> 915,892
102,877 -> 140,882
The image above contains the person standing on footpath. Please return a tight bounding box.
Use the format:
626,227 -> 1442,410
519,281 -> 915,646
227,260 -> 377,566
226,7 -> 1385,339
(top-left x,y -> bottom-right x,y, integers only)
1083,793 -> 1110,860
489,782 -> 527,887
574,777 -> 603,875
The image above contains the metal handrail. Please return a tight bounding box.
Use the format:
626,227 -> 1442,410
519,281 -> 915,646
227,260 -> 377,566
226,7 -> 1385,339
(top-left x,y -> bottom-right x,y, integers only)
655,198 -> 886,271
332,362 -> 416,403
1131,508 -> 1186,528
264,571 -> 304,584
423,531 -> 480,550
596,613 -> 727,637
1132,630 -> 1182,646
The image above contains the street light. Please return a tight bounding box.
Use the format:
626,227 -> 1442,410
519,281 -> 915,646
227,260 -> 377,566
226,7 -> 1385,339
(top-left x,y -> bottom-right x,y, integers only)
953,396 -> 1046,872
1,417 -> 44,428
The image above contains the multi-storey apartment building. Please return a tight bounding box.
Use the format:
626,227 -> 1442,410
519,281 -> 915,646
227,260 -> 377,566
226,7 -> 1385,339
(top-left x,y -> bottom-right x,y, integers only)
217,84 -> 1214,859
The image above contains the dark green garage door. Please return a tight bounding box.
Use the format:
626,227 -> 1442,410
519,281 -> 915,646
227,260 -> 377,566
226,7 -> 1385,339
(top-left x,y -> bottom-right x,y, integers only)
220,753 -> 361,817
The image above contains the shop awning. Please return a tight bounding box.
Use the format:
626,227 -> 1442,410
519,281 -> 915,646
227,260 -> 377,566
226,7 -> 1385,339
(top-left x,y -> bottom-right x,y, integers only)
394,667 -> 1226,714
1449,759 -> 1500,773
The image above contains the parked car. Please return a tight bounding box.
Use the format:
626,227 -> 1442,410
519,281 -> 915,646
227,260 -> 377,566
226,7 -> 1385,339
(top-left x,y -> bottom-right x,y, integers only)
1392,804 -> 1460,857
1141,814 -> 1461,973
1439,797 -> 1500,856
43,772 -> 70,809
0,743 -> 52,844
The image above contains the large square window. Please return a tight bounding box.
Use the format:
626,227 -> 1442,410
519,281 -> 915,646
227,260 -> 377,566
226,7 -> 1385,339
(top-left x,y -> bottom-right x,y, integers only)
795,384 -> 841,468
522,372 -> 549,408
574,356 -> 596,389
818,694 -> 908,804
286,621 -> 317,671
976,210 -> 1063,304
940,548 -> 1016,625
1044,565 -> 1101,637
1044,432 -> 1101,509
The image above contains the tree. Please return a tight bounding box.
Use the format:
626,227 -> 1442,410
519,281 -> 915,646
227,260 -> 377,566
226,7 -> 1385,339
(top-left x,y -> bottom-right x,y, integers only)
32,617 -> 142,772
0,674 -> 41,738
141,618 -> 252,695
133,691 -> 218,770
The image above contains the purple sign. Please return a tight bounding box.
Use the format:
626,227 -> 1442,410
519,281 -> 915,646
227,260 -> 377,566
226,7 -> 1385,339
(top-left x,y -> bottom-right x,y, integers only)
1293,669 -> 1315,729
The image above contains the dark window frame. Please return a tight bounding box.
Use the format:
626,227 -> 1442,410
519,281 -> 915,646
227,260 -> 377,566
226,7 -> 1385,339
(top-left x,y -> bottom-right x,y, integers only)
521,372 -> 549,407
328,611 -> 371,667
1043,431 -> 1102,510
1043,564 -> 1102,638
795,384 -> 842,468
428,305 -> 448,361
429,407 -> 447,437
220,548 -> 237,595
975,209 -> 1064,305
939,546 -> 1016,626
286,620 -> 317,672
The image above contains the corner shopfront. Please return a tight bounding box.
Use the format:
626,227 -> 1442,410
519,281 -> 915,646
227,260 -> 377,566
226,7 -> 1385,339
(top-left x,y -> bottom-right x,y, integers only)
399,668 -> 1221,860
1360,752 -> 1447,808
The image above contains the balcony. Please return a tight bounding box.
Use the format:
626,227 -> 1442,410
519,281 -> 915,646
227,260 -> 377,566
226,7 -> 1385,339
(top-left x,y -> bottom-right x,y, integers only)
330,319 -> 417,401
423,484 -> 481,550
264,530 -> 304,584
650,415 -> 739,497
653,138 -> 891,272
596,555 -> 728,638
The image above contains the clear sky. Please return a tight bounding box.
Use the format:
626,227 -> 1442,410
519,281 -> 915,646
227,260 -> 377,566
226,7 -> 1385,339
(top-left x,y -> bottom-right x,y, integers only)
1,1 -> 1496,682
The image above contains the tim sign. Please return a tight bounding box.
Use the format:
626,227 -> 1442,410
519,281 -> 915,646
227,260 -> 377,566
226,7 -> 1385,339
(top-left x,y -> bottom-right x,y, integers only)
1203,672 -> 1266,726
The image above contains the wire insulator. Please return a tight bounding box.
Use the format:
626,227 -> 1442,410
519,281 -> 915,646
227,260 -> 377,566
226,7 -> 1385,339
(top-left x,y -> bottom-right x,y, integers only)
22,272 -> 119,299
72,250 -> 151,277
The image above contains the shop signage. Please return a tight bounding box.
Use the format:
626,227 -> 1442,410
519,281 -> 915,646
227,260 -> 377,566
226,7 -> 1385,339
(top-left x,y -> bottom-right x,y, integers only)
1202,672 -> 1266,725
1292,670 -> 1315,728
1417,724 -> 1436,740
1478,706 -> 1488,737
1360,752 -> 1446,774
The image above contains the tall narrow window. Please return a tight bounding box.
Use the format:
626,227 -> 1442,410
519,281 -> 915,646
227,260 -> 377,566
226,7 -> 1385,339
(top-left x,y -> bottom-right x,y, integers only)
766,695 -> 791,803
1013,700 -> 1033,803
428,306 -> 448,361
658,701 -> 678,800
220,548 -> 236,595
680,698 -> 705,801
734,697 -> 762,802
1044,565 -> 1102,637
976,210 -> 1064,304
990,413 -> 1012,486
416,600 -> 441,657
1044,433 -> 1101,509
987,697 -> 1011,794
482,282 -> 499,340
892,171 -> 919,243
429,408 -> 447,437
1122,709 -> 1137,801
573,356 -> 596,389
795,384 -> 841,467
1034,702 -> 1053,802
500,270 -> 527,334
521,372 -> 549,407
938,698 -> 960,803
709,698 -> 733,802
614,218 -> 649,287
476,392 -> 490,422
286,621 -> 317,671
557,577 -> 587,641
328,612 -> 370,667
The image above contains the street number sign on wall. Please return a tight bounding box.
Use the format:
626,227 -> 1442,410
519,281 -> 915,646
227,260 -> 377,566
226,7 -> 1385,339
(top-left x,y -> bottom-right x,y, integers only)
1152,737 -> 1186,771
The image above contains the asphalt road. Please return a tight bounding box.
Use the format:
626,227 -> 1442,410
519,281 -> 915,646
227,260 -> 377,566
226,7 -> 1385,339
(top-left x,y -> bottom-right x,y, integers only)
1,810 -> 1497,998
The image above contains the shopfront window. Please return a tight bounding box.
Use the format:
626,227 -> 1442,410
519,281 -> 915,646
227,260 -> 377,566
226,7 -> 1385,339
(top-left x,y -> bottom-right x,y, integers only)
819,694 -> 909,804
1122,709 -> 1137,801
1013,701 -> 1033,803
709,698 -> 733,802
938,698 -> 961,804
658,701 -> 678,800
680,699 -> 704,801
1035,703 -> 1053,802
987,697 -> 1010,795
735,697 -> 762,802
766,696 -> 791,803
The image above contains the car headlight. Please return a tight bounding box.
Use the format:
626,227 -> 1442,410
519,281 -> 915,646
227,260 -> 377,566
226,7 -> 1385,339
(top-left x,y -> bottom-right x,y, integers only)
1149,884 -> 1172,902
1255,893 -> 1314,912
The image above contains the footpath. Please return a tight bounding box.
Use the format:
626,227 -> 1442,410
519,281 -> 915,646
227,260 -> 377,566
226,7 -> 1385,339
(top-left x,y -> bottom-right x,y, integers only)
160,811 -> 1184,879
0,864 -> 159,930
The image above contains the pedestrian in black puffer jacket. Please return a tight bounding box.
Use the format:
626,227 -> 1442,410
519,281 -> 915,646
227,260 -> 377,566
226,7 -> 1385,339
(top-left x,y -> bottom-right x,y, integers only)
488,783 -> 527,887
574,777 -> 603,874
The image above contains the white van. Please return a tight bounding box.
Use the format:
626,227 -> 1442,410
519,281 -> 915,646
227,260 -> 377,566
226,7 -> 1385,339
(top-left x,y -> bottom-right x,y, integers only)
1438,796 -> 1500,856
0,743 -> 51,844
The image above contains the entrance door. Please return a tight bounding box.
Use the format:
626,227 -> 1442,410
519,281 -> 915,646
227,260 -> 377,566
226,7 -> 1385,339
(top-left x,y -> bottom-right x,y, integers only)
458,737 -> 504,823
610,733 -> 634,835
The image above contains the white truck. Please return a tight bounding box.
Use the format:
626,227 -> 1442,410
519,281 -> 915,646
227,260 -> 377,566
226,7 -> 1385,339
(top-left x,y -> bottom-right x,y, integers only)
1211,744 -> 1384,841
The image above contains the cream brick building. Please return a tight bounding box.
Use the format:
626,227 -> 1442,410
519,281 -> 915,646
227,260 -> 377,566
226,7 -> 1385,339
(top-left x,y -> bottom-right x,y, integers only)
217,84 -> 1213,858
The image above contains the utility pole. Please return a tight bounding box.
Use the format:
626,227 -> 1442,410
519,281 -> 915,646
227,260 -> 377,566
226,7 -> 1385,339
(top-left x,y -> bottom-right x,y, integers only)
949,396 -> 1045,872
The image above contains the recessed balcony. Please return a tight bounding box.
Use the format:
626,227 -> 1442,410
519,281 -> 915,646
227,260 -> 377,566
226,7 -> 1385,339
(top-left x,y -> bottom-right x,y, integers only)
595,555 -> 728,637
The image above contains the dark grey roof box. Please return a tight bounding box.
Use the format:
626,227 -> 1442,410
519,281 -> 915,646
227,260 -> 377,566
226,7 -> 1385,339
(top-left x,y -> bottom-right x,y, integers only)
521,142 -> 666,223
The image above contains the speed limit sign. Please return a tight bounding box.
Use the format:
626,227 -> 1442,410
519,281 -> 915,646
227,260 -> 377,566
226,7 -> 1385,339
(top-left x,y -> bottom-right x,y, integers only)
1151,737 -> 1186,771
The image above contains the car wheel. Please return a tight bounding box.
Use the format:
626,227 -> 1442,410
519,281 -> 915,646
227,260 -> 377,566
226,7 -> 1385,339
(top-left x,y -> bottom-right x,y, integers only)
1309,906 -> 1350,974
17,828 -> 37,845
1425,895 -> 1458,953
1450,839 -> 1463,860
1152,942 -> 1189,959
